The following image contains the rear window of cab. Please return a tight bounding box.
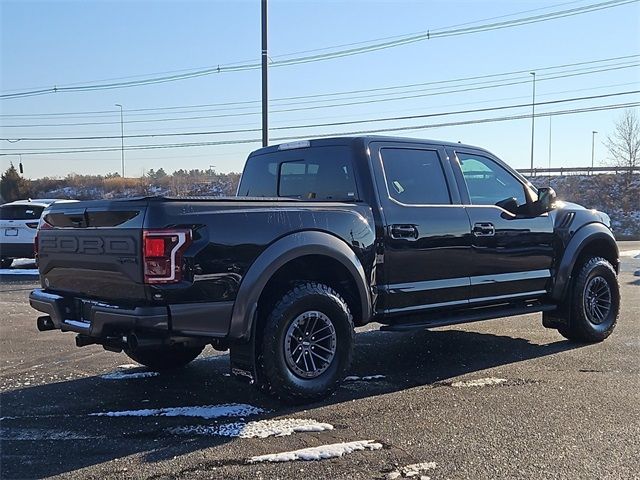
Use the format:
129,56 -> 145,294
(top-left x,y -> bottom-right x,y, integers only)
238,146 -> 358,201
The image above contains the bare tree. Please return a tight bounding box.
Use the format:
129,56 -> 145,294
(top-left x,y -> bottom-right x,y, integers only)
604,109 -> 640,171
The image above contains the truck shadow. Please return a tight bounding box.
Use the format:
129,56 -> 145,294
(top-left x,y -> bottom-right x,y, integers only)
0,326 -> 581,478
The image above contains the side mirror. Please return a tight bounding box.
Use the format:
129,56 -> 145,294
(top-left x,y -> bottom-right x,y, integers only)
495,196 -> 519,215
536,187 -> 557,214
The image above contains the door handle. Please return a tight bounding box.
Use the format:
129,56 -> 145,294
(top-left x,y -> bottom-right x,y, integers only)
472,222 -> 495,237
391,224 -> 419,239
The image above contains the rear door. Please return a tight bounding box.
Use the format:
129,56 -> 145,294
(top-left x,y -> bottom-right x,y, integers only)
370,141 -> 473,316
0,204 -> 42,252
448,148 -> 554,303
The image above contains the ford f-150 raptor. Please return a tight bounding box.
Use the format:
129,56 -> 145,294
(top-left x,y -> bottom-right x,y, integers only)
30,136 -> 620,403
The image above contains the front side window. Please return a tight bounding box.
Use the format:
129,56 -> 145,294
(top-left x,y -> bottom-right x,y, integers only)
380,148 -> 451,205
457,153 -> 527,206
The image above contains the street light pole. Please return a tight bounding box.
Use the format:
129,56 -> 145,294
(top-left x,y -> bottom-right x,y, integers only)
115,104 -> 125,177
530,72 -> 536,172
261,0 -> 268,147
591,130 -> 598,170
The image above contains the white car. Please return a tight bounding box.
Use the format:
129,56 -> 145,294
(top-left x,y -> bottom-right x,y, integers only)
0,199 -> 76,268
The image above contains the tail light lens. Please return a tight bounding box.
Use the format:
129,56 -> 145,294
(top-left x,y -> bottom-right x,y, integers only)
143,229 -> 192,284
34,218 -> 53,259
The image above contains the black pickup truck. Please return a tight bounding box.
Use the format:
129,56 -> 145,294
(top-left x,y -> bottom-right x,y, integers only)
30,136 -> 620,403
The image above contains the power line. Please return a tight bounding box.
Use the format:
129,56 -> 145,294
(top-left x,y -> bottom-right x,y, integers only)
3,62 -> 637,129
1,0 -> 636,100
3,53 -> 637,118
3,90 -> 637,142
4,102 -> 638,156
2,95 -> 638,155
23,80 -> 635,138
0,0 -> 593,96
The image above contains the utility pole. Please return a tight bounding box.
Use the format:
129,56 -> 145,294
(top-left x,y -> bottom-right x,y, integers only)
591,130 -> 598,170
529,72 -> 536,172
115,104 -> 125,177
261,0 -> 268,147
548,115 -> 552,171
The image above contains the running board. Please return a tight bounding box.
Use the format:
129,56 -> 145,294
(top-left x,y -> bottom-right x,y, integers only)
380,303 -> 557,332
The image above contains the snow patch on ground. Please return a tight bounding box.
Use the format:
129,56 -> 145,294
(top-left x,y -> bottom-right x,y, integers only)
385,461 -> 437,478
451,377 -> 507,388
619,249 -> 640,258
116,364 -> 139,369
90,403 -> 266,419
344,374 -> 386,381
100,371 -> 159,380
171,418 -> 333,439
248,440 -> 382,463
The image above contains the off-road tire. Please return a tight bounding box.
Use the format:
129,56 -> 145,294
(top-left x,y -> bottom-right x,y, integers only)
260,282 -> 354,404
558,256 -> 619,343
125,344 -> 205,371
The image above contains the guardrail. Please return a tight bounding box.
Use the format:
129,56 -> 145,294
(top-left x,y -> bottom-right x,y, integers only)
518,166 -> 640,176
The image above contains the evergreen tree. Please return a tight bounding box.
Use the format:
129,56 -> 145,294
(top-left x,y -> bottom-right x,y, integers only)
0,163 -> 30,202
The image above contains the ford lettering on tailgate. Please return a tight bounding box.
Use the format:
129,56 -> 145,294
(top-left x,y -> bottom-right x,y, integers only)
40,235 -> 136,256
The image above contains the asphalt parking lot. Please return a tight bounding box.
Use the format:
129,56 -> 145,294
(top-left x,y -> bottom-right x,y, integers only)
1,242 -> 639,480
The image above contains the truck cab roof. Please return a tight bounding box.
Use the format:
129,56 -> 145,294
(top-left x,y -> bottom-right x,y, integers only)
248,135 -> 489,158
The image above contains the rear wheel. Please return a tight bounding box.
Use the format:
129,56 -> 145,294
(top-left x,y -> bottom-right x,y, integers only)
260,282 -> 354,404
1,258 -> 13,269
125,344 -> 204,371
558,256 -> 619,343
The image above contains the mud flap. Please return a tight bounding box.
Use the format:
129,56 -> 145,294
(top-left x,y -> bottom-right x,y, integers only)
543,287 -> 572,329
229,311 -> 259,384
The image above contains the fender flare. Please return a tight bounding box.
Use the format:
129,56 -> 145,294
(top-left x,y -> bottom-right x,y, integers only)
228,230 -> 372,341
551,222 -> 618,302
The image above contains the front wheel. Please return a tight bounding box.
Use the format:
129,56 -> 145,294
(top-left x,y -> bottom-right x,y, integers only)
260,282 -> 354,404
558,256 -> 619,343
125,344 -> 204,371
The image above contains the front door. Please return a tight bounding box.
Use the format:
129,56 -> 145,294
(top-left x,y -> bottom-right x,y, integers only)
370,142 -> 473,316
448,148 -> 554,304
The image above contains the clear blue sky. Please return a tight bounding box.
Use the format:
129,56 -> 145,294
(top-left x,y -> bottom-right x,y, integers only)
1,0 -> 639,179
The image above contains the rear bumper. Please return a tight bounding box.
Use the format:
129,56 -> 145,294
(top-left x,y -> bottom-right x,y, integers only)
29,289 -> 233,339
29,289 -> 169,337
1,242 -> 35,259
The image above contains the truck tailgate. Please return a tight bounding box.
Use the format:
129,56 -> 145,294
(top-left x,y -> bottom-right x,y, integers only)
37,201 -> 148,302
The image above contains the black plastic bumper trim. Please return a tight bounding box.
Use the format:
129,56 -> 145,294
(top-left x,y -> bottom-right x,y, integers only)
30,289 -> 234,339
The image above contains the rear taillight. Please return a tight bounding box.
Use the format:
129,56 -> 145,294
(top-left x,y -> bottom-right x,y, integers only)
34,220 -> 53,259
143,229 -> 192,284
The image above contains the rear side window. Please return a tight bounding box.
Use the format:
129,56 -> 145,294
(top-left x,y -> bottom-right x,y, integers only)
380,148 -> 451,205
0,205 -> 45,220
238,146 -> 358,201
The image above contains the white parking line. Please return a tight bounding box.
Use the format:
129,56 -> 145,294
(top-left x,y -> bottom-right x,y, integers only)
0,269 -> 39,275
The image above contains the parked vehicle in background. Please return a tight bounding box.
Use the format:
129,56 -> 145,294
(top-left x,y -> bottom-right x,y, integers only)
0,199 -> 76,268
29,136 -> 620,403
